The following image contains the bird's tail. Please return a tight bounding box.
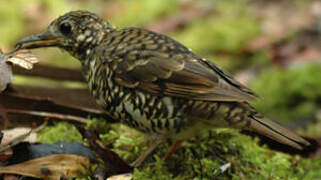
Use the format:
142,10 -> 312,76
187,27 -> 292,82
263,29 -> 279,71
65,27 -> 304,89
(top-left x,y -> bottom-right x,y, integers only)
229,103 -> 310,150
247,114 -> 310,149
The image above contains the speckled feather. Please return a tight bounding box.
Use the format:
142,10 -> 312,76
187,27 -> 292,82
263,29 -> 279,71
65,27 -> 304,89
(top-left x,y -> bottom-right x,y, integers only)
16,11 -> 309,149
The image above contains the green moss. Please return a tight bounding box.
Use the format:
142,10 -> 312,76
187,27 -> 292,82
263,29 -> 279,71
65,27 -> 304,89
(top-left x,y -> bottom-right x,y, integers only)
250,64 -> 321,124
37,122 -> 83,143
85,115 -> 321,180
296,158 -> 321,179
230,137 -> 294,179
133,156 -> 181,180
100,124 -> 147,162
37,120 -> 321,179
129,128 -> 321,179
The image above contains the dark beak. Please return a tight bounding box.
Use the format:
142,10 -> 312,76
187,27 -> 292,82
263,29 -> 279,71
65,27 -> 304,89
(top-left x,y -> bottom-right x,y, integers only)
15,30 -> 63,50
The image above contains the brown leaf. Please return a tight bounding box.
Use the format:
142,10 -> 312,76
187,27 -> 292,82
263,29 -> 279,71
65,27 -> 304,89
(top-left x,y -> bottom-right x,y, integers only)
0,122 -> 47,152
0,49 -> 38,93
0,154 -> 93,179
6,50 -> 39,70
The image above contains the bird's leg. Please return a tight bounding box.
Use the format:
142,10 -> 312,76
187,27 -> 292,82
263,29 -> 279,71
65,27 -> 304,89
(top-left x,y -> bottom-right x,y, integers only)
164,140 -> 183,161
131,135 -> 166,167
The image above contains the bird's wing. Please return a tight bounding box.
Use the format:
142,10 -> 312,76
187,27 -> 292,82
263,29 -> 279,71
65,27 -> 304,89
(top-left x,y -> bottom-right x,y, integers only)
99,28 -> 258,102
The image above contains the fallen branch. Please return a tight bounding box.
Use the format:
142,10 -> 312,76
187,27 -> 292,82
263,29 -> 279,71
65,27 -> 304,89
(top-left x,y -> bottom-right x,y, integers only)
0,87 -> 115,129
6,109 -> 88,124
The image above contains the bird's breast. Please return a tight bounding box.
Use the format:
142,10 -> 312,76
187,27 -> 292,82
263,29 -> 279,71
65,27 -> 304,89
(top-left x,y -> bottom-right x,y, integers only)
82,58 -> 186,134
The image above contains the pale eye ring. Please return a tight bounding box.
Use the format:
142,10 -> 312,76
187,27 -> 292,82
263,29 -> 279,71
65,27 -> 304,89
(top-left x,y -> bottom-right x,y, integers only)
59,22 -> 72,36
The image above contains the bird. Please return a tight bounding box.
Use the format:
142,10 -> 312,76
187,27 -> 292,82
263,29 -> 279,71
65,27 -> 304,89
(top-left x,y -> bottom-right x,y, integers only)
15,10 -> 310,167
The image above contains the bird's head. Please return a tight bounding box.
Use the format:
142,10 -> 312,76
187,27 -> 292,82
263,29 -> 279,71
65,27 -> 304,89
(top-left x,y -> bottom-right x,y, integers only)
16,10 -> 115,59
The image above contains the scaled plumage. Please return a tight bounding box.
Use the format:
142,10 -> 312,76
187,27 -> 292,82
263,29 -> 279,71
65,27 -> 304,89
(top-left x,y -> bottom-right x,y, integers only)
16,10 -> 309,165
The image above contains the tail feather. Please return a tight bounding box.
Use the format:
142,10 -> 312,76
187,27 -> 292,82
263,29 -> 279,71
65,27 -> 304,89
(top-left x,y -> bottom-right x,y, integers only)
248,115 -> 310,150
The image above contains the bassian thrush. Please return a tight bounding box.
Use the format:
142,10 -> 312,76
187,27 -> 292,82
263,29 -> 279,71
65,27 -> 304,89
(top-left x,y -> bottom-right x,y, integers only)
15,11 -> 309,166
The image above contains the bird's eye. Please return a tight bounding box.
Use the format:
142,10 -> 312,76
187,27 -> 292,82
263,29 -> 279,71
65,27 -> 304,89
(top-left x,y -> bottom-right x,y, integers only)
59,22 -> 72,36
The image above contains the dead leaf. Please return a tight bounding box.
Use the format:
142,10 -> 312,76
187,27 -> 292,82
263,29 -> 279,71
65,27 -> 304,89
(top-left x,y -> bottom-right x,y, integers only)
0,154 -> 93,179
0,49 -> 38,93
0,121 -> 47,152
6,50 -> 39,70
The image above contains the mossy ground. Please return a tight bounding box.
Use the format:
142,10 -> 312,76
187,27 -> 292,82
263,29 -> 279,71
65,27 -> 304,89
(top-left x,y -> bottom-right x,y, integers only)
37,122 -> 83,143
37,120 -> 321,180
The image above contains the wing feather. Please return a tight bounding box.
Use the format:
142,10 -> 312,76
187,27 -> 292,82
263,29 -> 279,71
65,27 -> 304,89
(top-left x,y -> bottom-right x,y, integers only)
101,28 -> 258,102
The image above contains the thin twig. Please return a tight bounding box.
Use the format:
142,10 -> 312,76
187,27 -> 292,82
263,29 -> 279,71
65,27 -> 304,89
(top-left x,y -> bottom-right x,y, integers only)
6,109 -> 88,124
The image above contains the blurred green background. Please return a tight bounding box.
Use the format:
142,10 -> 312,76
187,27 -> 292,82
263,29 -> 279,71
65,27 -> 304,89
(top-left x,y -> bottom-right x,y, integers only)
1,0 -> 321,179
